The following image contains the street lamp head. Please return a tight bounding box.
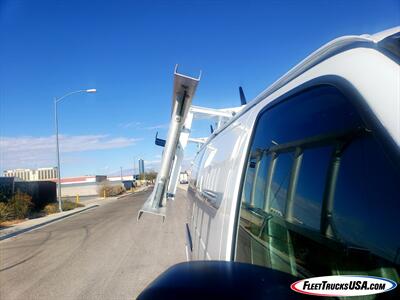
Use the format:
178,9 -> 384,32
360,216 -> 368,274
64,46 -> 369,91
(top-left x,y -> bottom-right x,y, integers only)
86,88 -> 97,93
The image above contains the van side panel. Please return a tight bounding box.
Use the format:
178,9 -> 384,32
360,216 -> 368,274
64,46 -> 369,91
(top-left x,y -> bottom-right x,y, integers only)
188,114 -> 254,260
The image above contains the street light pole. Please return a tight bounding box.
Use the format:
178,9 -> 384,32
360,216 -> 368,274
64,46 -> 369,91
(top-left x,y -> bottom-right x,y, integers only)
54,89 -> 96,212
54,98 -> 62,212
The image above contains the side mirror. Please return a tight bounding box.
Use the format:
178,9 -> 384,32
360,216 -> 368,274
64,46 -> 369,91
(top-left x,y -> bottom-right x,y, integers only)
137,261 -> 302,300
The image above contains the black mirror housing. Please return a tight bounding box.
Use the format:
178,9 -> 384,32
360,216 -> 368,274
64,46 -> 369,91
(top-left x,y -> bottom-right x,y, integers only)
137,261 -> 303,300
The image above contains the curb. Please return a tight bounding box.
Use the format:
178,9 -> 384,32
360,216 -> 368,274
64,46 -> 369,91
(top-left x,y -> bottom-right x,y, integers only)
117,187 -> 149,199
117,193 -> 132,199
0,205 -> 99,241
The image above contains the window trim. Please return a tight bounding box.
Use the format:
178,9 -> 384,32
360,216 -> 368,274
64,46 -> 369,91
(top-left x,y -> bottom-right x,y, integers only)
285,147 -> 303,223
231,75 -> 400,261
255,128 -> 367,227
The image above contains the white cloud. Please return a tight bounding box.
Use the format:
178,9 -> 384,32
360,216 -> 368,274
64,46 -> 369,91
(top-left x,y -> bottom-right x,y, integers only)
0,134 -> 140,170
119,121 -> 142,129
118,121 -> 168,131
144,123 -> 169,130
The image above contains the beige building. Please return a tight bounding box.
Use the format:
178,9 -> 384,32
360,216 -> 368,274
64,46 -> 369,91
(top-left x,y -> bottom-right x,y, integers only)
3,167 -> 58,181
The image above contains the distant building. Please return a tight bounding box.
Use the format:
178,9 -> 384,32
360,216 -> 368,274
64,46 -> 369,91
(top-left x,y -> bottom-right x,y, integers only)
139,159 -> 145,175
108,175 -> 135,182
108,175 -> 136,190
48,175 -> 107,197
3,167 -> 58,181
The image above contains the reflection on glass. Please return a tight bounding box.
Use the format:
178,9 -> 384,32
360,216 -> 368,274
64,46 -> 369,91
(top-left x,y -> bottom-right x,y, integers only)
253,153 -> 270,209
241,159 -> 255,204
334,137 -> 400,265
269,153 -> 293,217
292,146 -> 332,229
236,86 -> 400,295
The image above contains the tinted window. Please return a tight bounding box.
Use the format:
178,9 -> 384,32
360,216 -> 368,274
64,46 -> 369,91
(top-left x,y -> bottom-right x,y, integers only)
242,150 -> 271,209
269,153 -> 293,217
241,157 -> 255,205
333,137 -> 400,264
235,85 -> 400,296
253,152 -> 270,209
249,86 -> 361,153
292,146 -> 332,230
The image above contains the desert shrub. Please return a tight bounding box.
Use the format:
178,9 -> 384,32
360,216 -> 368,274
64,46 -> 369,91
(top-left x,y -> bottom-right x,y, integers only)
43,201 -> 84,215
62,201 -> 84,211
97,182 -> 125,197
1,192 -> 33,220
43,203 -> 59,215
0,202 -> 11,222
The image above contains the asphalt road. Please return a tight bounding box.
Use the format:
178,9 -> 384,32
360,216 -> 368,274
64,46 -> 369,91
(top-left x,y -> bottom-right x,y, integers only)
0,188 -> 187,300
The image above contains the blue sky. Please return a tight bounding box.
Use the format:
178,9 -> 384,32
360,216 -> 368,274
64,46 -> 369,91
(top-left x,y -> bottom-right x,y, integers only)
0,0 -> 399,177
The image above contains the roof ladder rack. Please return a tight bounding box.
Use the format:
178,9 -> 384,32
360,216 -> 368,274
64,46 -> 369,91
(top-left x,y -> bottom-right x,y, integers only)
138,66 -> 243,221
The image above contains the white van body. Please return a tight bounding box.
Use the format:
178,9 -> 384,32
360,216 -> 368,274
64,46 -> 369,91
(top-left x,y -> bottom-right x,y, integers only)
186,27 -> 400,263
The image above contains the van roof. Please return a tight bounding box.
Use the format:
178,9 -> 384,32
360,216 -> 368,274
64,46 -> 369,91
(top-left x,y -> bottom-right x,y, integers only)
200,26 -> 400,149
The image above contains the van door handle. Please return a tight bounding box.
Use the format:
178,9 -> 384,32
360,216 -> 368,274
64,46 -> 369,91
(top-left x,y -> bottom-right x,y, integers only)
201,190 -> 221,209
202,190 -> 217,200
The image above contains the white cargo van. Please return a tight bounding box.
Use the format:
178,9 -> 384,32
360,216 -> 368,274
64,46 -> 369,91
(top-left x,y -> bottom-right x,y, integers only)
186,27 -> 399,280
138,27 -> 400,299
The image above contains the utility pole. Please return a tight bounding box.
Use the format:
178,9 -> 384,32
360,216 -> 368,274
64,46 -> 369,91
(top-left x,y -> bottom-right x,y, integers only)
54,98 -> 62,212
133,158 -> 136,179
120,166 -> 123,181
54,88 -> 96,212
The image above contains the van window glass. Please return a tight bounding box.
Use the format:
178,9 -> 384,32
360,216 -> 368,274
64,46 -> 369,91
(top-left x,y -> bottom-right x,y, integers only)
269,153 -> 293,217
333,136 -> 400,265
253,152 -> 270,209
235,85 -> 400,292
241,158 -> 255,204
241,150 -> 271,208
292,146 -> 332,230
249,86 -> 361,153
